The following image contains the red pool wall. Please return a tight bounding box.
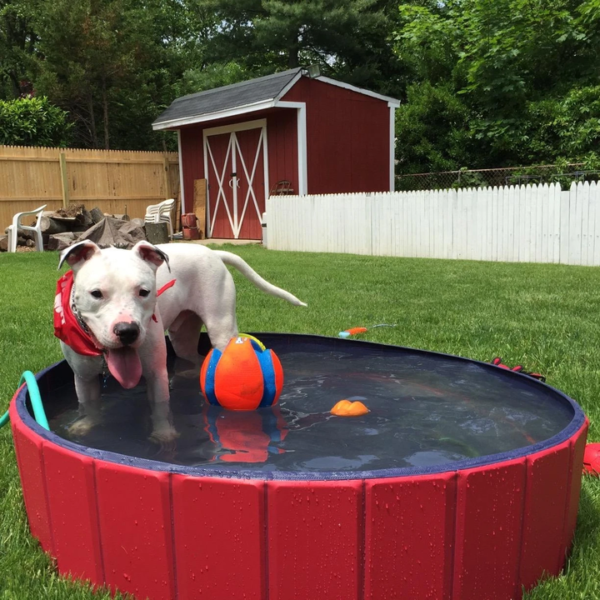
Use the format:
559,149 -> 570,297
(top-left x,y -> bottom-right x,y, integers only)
10,397 -> 588,600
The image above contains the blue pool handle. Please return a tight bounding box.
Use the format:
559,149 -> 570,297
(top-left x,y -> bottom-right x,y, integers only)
0,371 -> 49,431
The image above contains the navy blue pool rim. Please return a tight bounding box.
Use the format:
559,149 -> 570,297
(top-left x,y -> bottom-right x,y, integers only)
14,332 -> 587,481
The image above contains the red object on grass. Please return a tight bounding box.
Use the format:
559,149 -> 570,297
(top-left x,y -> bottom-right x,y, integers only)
344,327 -> 368,336
583,442 -> 600,475
491,357 -> 546,382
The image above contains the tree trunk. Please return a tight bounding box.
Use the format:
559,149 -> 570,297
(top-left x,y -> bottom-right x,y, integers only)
88,95 -> 98,148
8,71 -> 21,99
288,43 -> 300,69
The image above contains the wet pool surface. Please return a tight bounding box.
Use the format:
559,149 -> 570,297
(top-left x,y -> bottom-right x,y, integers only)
45,338 -> 574,473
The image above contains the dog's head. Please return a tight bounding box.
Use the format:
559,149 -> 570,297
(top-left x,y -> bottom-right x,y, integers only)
58,240 -> 170,388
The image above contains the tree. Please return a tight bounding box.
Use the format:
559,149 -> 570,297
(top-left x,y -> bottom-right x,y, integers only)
394,82 -> 474,174
1,0 -> 405,151
393,0 -> 600,173
0,96 -> 72,146
186,0 -> 404,96
20,0 -> 207,150
0,0 -> 38,98
31,0 -> 165,149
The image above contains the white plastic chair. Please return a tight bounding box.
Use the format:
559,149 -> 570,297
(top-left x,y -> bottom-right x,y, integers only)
144,198 -> 175,239
7,205 -> 47,253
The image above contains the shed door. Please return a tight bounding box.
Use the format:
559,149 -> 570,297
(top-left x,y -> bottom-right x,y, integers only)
204,120 -> 267,239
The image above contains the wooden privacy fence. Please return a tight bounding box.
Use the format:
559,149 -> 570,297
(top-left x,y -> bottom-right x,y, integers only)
267,182 -> 600,265
0,145 -> 179,232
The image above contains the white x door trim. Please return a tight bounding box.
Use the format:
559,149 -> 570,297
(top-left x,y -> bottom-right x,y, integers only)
203,119 -> 268,239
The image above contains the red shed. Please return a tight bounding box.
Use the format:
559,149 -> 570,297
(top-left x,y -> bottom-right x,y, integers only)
153,68 -> 400,239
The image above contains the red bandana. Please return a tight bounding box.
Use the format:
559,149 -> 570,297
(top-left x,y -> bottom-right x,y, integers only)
54,271 -> 176,354
53,270 -> 103,356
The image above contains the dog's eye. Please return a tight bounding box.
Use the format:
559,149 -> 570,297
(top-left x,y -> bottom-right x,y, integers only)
90,290 -> 103,299
139,289 -> 150,298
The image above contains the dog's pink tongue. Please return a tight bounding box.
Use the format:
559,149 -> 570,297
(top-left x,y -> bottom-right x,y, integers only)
105,347 -> 142,389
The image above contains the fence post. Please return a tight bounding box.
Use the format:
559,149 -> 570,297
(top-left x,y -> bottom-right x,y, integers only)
59,152 -> 69,208
163,155 -> 172,200
559,190 -> 571,264
194,179 -> 207,239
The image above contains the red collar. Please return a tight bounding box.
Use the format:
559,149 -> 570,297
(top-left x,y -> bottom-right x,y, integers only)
54,271 -> 176,353
156,279 -> 176,297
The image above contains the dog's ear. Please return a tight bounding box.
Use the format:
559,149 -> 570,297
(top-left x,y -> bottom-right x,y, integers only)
58,241 -> 101,271
132,241 -> 170,272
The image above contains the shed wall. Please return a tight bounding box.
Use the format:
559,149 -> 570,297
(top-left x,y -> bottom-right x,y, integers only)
266,109 -> 299,194
179,123 -> 204,215
282,77 -> 391,194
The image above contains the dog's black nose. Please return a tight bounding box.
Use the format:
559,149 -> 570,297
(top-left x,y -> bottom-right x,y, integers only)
113,322 -> 140,346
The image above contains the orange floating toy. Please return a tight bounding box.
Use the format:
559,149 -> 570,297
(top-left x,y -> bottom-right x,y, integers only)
331,398 -> 370,417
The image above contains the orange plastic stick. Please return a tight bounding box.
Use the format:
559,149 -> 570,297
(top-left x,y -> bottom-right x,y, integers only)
344,327 -> 368,336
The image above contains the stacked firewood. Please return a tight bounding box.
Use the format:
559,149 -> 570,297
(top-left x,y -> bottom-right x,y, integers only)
1,204 -> 149,251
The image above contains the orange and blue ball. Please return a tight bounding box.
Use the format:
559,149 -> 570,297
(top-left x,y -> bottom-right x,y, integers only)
200,335 -> 284,411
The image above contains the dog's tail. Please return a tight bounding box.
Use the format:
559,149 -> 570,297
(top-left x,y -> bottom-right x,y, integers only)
214,250 -> 307,307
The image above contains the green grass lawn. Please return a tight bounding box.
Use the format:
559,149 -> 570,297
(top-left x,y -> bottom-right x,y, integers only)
1,245 -> 600,599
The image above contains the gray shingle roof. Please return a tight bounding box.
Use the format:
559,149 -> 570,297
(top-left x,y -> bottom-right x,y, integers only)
153,68 -> 302,128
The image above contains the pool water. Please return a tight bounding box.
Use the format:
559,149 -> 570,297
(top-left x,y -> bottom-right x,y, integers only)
45,338 -> 574,473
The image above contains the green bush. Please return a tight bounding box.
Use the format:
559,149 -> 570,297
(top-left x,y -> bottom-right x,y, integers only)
0,96 -> 72,147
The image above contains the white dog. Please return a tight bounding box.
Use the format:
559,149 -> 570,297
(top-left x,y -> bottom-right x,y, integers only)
54,240 -> 306,441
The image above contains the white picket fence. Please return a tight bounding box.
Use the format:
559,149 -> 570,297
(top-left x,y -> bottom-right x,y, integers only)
266,182 -> 600,265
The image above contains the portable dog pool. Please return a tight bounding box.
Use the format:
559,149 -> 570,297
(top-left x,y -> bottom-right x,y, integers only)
10,333 -> 587,600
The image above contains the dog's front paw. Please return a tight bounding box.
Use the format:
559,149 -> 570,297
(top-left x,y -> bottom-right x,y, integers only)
69,416 -> 100,437
150,424 -> 179,445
